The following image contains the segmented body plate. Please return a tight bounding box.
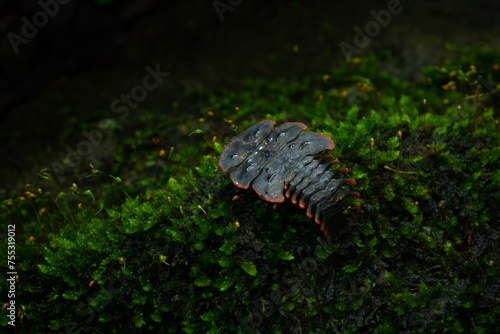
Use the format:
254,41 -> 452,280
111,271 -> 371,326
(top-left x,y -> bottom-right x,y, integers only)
219,120 -> 361,237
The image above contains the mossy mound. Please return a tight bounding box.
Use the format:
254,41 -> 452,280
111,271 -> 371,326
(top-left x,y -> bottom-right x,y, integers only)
1,50 -> 499,333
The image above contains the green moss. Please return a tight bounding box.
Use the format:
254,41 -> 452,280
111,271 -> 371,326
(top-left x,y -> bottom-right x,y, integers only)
1,49 -> 500,333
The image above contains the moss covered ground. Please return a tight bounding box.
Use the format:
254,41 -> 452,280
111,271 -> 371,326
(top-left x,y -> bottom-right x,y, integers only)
1,49 -> 499,333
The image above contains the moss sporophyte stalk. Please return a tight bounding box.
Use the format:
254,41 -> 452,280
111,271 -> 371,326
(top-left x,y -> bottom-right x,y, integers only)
0,51 -> 499,333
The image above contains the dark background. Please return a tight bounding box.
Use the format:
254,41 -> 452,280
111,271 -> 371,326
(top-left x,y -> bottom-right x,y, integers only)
1,0 -> 499,196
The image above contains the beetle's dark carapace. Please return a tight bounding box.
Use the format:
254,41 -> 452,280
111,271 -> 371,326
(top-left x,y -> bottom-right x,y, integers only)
219,120 -> 361,237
